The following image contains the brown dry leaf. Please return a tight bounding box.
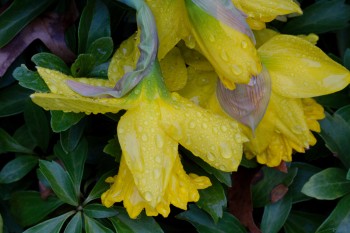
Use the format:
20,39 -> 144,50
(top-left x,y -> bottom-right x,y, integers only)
0,1 -> 78,76
228,167 -> 261,233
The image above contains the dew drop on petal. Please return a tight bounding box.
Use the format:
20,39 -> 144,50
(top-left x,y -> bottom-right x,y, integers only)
141,134 -> 148,142
221,125 -> 228,132
241,40 -> 248,49
220,142 -> 232,159
144,192 -> 153,202
189,121 -> 196,129
156,135 -> 164,148
207,152 -> 215,161
202,123 -> 208,129
209,34 -> 215,42
153,168 -> 161,179
221,49 -> 229,61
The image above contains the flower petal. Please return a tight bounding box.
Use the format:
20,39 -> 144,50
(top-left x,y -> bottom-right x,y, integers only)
259,35 -> 350,98
161,93 -> 247,172
117,100 -> 178,208
185,0 -> 261,88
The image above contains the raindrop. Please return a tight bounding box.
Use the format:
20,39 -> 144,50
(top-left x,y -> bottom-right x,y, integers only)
209,34 -> 215,42
153,169 -> 161,179
144,192 -> 153,202
220,143 -> 232,159
207,152 -> 215,161
241,40 -> 248,49
141,134 -> 148,142
231,64 -> 242,75
156,135 -> 164,148
221,125 -> 228,132
221,49 -> 229,61
189,121 -> 196,129
202,123 -> 208,129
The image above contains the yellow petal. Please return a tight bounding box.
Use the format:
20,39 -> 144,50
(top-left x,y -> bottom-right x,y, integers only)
185,1 -> 261,88
101,156 -> 210,218
254,28 -> 279,48
161,93 -> 247,172
146,0 -> 190,59
117,99 -> 178,208
259,35 -> 350,98
302,98 -> 325,132
177,42 -> 214,72
160,47 -> 187,91
232,0 -> 302,30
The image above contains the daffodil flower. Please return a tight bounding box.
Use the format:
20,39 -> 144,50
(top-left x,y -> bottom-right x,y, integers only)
146,0 -> 261,89
232,0 -> 302,30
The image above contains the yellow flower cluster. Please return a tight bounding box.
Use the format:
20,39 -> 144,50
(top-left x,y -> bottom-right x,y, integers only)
30,0 -> 350,218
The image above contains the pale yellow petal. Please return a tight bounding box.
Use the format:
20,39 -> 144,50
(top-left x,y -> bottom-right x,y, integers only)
177,42 -> 214,72
259,35 -> 350,98
254,28 -> 279,48
161,93 -> 247,172
117,100 -> 178,208
160,47 -> 187,91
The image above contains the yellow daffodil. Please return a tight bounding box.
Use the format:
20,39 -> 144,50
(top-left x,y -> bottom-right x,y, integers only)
146,0 -> 261,89
178,32 -> 350,167
232,0 -> 302,30
31,59 -> 246,217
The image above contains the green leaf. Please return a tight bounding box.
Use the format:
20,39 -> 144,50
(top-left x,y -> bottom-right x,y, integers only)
84,170 -> 116,204
13,65 -> 49,92
335,105 -> 350,124
302,167 -> 350,200
109,207 -> 164,233
0,0 -> 55,48
54,139 -> 88,195
320,111 -> 350,168
177,205 -> 246,233
24,101 -> 50,151
88,62 -> 109,77
316,194 -> 350,233
60,119 -> 86,153
10,191 -> 64,227
64,212 -> 83,233
315,89 -> 350,109
84,215 -> 113,233
78,0 -> 111,53
347,169 -> 350,180
39,160 -> 79,206
196,177 -> 226,223
261,193 -> 292,233
0,84 -> 32,117
23,211 -> 74,233
0,212 -> 3,233
252,166 -> 298,207
344,48 -> 350,70
13,125 -> 36,150
31,53 -> 70,75
84,204 -> 118,219
0,156 -> 37,183
50,111 -> 85,133
87,37 -> 114,64
289,162 -> 322,203
70,54 -> 96,77
284,211 -> 325,233
282,0 -> 350,34
103,137 -> 121,162
0,128 -> 33,154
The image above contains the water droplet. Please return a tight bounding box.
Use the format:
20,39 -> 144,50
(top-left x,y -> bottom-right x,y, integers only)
153,168 -> 161,179
207,152 -> 215,161
220,49 -> 228,61
220,143 -> 232,159
189,121 -> 196,129
155,156 -> 161,163
138,126 -> 143,132
118,128 -> 125,133
241,40 -> 248,49
235,134 -> 242,143
141,134 -> 148,142
156,135 -> 164,148
221,125 -> 228,132
202,123 -> 208,129
209,34 -> 215,42
219,165 -> 226,170
231,65 -> 242,75
144,192 -> 153,202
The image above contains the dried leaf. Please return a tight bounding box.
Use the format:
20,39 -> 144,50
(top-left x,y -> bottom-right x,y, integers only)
229,167 -> 261,233
0,1 -> 78,77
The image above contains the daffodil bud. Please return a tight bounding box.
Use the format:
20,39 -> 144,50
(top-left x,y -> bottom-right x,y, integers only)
184,0 -> 261,89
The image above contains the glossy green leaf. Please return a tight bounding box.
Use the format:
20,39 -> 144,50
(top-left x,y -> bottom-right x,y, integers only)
316,194 -> 350,233
302,167 -> 350,200
177,205 -> 246,233
24,101 -> 50,151
344,48 -> 350,70
0,156 -> 37,183
282,0 -> 350,34
13,65 -> 49,92
13,125 -> 36,150
284,211 -> 325,233
315,89 -> 350,109
54,139 -> 88,195
88,62 -> 109,77
78,0 -> 111,53
289,162 -> 322,203
87,37 -> 114,64
0,0 -> 55,48
84,170 -> 115,204
0,128 -> 33,154
347,169 -> 350,180
261,193 -> 292,233
84,204 -> 118,219
335,105 -> 350,124
39,160 -> 79,206
252,166 -> 298,207
109,207 -> 164,233
10,191 -> 64,227
50,111 -> 85,133
0,84 -> 32,117
0,213 -> 3,233
319,111 -> 350,168
60,119 -> 86,153
196,176 -> 226,223
70,54 -> 95,77
23,211 -> 74,233
84,215 -> 113,233
64,212 -> 83,233
32,53 -> 70,75
103,137 -> 121,162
